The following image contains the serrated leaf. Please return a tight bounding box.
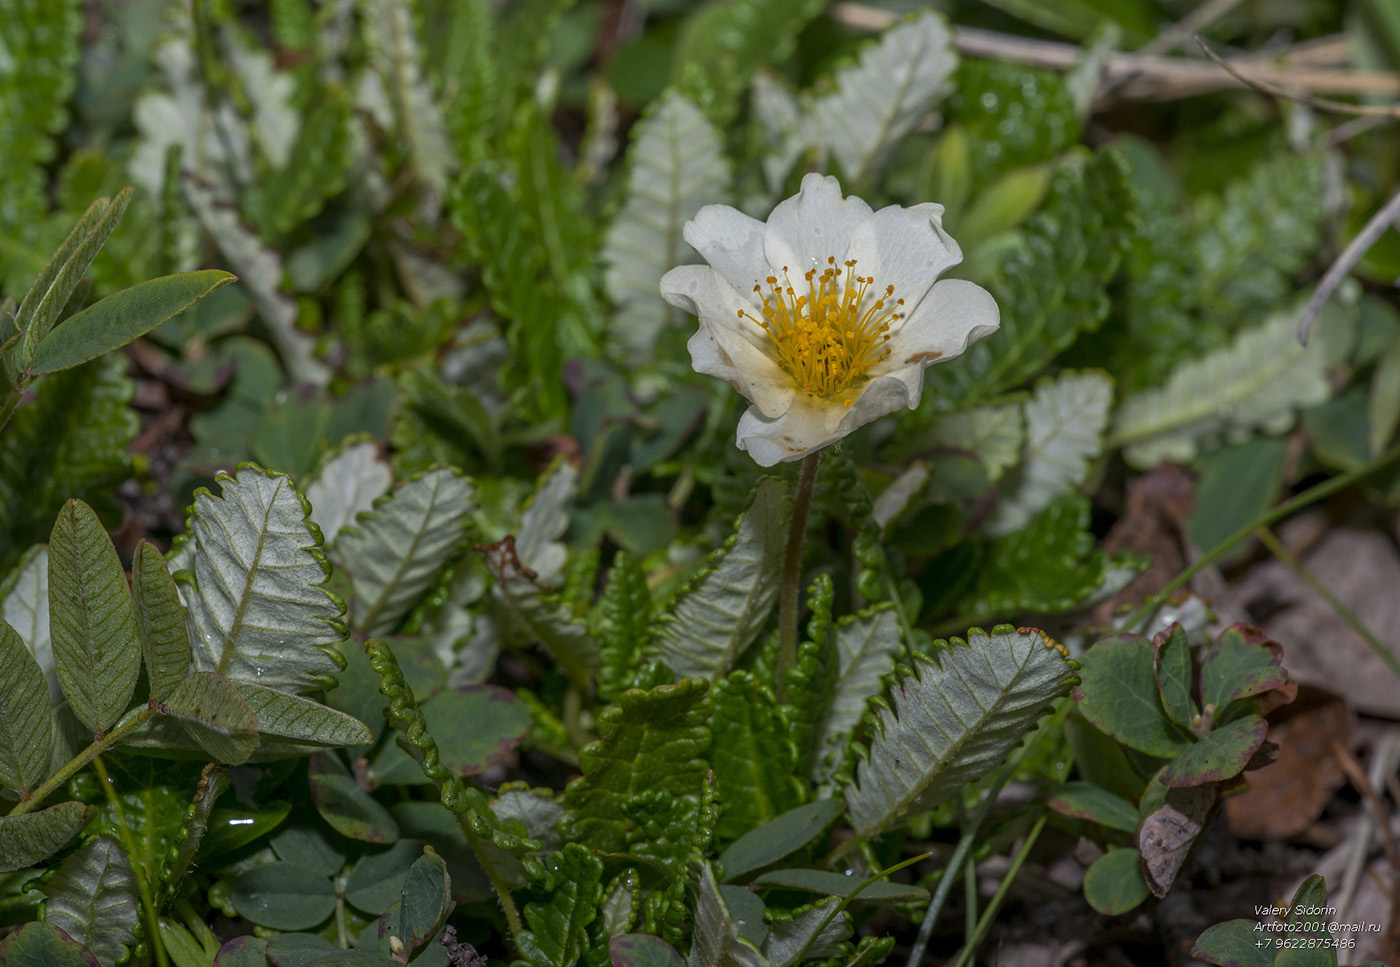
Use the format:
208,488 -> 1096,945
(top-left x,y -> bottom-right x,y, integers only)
44,835 -> 141,965
48,499 -> 141,732
603,90 -> 730,364
986,371 -> 1112,535
686,863 -> 766,967
0,355 -> 137,572
31,270 -> 235,374
1199,627 -> 1288,714
655,478 -> 789,680
955,61 -> 1080,191
0,618 -> 54,794
596,552 -> 654,703
132,541 -> 193,702
762,897 -> 852,967
711,670 -> 803,840
810,12 -> 956,185
897,401 -> 1023,480
305,441 -> 393,544
514,843 -> 604,967
178,465 -> 346,693
924,148 -> 1133,406
335,468 -> 474,636
0,922 -> 100,967
560,679 -> 711,857
1114,302 -> 1338,468
0,801 -> 93,873
165,672 -> 260,764
814,606 -> 902,785
247,95 -> 353,238
844,626 -> 1077,839
516,459 -> 576,586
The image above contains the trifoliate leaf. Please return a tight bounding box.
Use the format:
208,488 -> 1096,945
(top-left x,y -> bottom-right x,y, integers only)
176,465 -> 346,692
810,12 -> 956,184
43,836 -> 141,966
334,468 -> 475,636
986,370 -> 1112,535
1113,302 -> 1339,468
603,90 -> 730,364
844,626 -> 1077,839
654,478 -> 790,680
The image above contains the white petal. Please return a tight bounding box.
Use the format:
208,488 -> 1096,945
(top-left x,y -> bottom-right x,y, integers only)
662,265 -> 795,418
877,278 -> 1000,404
844,203 -> 962,317
683,205 -> 769,299
736,395 -> 843,465
763,173 -> 874,277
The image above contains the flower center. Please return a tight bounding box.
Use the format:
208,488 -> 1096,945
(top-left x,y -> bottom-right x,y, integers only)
739,257 -> 902,402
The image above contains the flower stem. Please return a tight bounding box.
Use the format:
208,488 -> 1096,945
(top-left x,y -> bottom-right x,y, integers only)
778,452 -> 822,700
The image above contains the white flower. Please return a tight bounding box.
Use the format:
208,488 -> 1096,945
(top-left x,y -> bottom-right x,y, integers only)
660,173 -> 1000,466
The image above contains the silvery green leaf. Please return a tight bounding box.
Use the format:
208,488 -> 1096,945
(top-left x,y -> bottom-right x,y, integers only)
178,465 -> 346,693
0,545 -> 56,702
48,500 -> 141,733
928,401 -> 1023,481
44,836 -> 141,966
334,468 -> 475,636
987,371 -> 1112,536
813,606 -> 902,785
221,30 -> 299,168
305,440 -> 393,544
515,459 -> 578,586
761,897 -> 851,967
654,478 -> 789,681
871,465 -> 929,531
602,90 -> 731,364
1113,303 -> 1341,468
687,864 -> 769,967
752,71 -> 807,197
810,12 -> 957,184
359,0 -> 454,195
844,627 -> 1076,840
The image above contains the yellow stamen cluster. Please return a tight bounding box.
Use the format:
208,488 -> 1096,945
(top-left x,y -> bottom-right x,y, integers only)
738,257 -> 902,402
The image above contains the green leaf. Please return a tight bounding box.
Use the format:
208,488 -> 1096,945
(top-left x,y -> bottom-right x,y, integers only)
810,12 -> 956,185
0,922 -> 100,967
132,541 -> 193,702
891,400 -> 1023,481
1154,624 -> 1195,731
177,465 -> 347,692
762,896 -> 852,967
371,685 -> 530,785
602,90 -> 730,364
924,148 -> 1133,406
751,868 -> 930,903
237,679 -> 374,750
1186,436 -> 1287,558
561,679 -> 711,859
0,801 -> 94,873
514,843 -> 604,967
164,672 -> 260,764
1046,781 -> 1139,834
0,618 -> 53,794
1083,848 -> 1150,916
655,478 -> 789,680
813,605 -> 902,785
0,354 -> 137,574
246,95 -> 353,238
844,626 -> 1078,839
44,835 -> 141,965
1190,919 -> 1274,967
712,670 -> 803,840
1200,627 -> 1288,714
308,751 -> 400,844
720,886 -> 769,948
30,270 -> 235,374
48,499 -> 141,732
157,918 -> 217,967
718,799 -> 844,883
987,371 -> 1112,535
685,863 -> 766,967
334,468 -> 474,636
212,936 -> 269,966
230,862 -> 337,930
1114,303 -> 1338,468
596,552 -> 655,704
199,801 -> 293,861
1369,337 -> 1400,456
1074,633 -> 1192,758
0,545 -> 52,689
378,848 -> 454,961
346,840 -> 424,916
271,825 -> 345,877
1160,716 -> 1268,787
953,62 -> 1080,192
610,935 -> 684,967
672,0 -> 827,126
304,440 -> 393,545
955,165 -> 1052,248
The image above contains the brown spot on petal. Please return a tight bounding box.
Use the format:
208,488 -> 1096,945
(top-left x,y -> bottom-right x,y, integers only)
904,350 -> 943,365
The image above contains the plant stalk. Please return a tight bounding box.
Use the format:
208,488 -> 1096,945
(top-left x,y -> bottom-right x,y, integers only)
778,452 -> 822,699
7,705 -> 159,817
950,812 -> 1049,967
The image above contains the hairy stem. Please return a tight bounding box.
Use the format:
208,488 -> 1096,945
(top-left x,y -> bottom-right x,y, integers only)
778,452 -> 822,699
8,705 -> 159,817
